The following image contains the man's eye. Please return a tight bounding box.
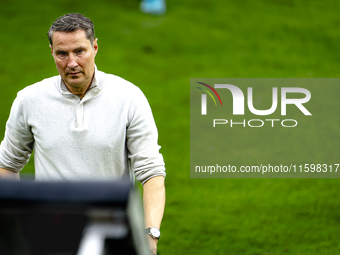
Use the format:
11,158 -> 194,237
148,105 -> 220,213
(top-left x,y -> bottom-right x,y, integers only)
76,50 -> 84,54
57,52 -> 67,57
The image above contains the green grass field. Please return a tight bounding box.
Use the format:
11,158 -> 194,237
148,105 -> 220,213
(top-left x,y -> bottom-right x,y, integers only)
1,0 -> 340,254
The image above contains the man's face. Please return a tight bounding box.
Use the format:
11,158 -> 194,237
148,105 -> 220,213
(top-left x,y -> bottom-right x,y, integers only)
50,30 -> 98,90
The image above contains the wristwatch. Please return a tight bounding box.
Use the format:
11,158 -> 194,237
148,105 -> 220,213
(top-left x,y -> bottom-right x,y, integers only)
145,227 -> 161,239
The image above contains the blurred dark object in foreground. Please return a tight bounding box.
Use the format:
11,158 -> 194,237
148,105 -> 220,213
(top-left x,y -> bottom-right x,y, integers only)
0,179 -> 150,255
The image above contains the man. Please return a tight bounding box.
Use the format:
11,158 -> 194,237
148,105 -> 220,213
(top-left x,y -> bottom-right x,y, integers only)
0,13 -> 165,254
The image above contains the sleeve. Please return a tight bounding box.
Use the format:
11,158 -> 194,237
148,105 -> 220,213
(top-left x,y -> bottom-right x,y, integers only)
126,88 -> 166,185
0,91 -> 34,172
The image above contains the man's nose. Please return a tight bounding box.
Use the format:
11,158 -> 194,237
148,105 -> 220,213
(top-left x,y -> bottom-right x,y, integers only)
67,54 -> 78,69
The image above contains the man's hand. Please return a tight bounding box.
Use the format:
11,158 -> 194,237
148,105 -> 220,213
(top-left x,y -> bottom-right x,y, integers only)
0,168 -> 19,180
143,176 -> 165,255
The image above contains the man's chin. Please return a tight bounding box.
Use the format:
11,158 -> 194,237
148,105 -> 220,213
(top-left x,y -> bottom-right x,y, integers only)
64,78 -> 84,87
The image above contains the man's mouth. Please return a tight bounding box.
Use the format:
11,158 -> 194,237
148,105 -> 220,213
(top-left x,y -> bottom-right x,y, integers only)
66,70 -> 83,75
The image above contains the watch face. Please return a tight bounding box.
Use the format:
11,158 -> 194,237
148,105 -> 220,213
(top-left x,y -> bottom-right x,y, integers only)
150,227 -> 160,238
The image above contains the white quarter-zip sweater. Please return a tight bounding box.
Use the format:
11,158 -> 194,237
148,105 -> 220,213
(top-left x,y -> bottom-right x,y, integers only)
0,69 -> 165,184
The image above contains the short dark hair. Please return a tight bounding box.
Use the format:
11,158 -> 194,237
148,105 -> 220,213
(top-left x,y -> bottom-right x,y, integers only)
47,13 -> 95,46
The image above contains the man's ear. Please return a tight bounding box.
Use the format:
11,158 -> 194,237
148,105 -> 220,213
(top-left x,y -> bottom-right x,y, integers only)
49,44 -> 53,55
93,38 -> 98,56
